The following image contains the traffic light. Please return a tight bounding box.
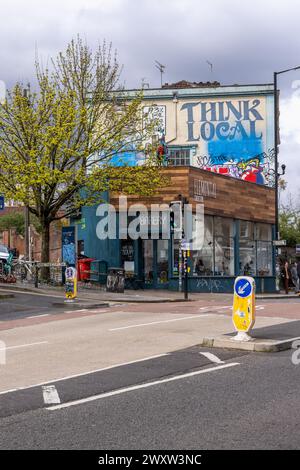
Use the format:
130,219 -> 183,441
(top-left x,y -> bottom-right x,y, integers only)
170,211 -> 175,232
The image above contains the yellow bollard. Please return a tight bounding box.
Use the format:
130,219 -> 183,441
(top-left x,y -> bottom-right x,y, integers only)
232,276 -> 256,341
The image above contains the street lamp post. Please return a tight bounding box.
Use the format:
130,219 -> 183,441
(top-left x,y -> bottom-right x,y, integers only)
273,66 -> 300,241
23,86 -> 30,261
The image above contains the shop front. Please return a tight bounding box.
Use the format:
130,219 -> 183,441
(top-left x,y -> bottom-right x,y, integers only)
105,165 -> 276,293
70,81 -> 276,292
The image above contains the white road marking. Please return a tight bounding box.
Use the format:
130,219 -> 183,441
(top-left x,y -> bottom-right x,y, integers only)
47,362 -> 240,411
199,306 -> 222,310
199,352 -> 225,364
0,341 -> 48,351
28,314 -> 50,319
109,314 -> 215,331
199,304 -> 264,312
0,353 -> 169,396
42,385 -> 61,405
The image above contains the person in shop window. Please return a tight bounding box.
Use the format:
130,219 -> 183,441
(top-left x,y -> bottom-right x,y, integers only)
195,258 -> 205,275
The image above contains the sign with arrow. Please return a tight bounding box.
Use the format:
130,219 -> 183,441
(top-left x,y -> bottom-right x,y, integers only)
0,196 -> 4,211
233,276 -> 256,333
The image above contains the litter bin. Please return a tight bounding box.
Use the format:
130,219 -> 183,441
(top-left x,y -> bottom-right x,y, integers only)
77,258 -> 95,281
106,268 -> 125,293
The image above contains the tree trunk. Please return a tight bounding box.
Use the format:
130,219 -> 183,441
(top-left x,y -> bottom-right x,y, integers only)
40,221 -> 50,281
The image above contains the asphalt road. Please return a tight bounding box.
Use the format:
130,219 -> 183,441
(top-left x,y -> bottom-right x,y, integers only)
0,290 -> 300,450
0,346 -> 299,450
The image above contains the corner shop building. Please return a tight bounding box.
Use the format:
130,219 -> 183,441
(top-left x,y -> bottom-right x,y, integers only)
73,82 -> 276,293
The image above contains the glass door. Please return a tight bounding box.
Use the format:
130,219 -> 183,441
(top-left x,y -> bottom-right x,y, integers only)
156,240 -> 169,287
143,240 -> 154,286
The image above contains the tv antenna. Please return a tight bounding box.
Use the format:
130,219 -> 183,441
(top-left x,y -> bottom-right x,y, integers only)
155,60 -> 166,87
206,60 -> 213,78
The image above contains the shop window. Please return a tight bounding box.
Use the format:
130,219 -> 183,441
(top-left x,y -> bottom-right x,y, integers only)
121,240 -> 135,274
143,240 -> 154,284
257,241 -> 272,276
240,221 -> 254,240
168,148 -> 191,166
157,240 -> 168,284
255,223 -> 272,241
214,217 -> 235,276
215,236 -> 235,276
255,223 -> 272,276
215,217 -> 235,238
239,239 -> 256,276
192,216 -> 213,276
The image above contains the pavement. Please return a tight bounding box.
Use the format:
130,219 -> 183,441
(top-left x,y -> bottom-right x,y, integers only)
1,287 -> 300,449
1,281 -> 299,303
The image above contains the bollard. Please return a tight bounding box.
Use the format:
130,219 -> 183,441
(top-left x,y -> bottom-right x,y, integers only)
232,276 -> 256,341
65,266 -> 77,302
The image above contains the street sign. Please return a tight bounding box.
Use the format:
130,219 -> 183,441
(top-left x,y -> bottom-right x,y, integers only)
273,240 -> 287,246
0,196 -> 4,211
296,244 -> 300,254
232,276 -> 256,340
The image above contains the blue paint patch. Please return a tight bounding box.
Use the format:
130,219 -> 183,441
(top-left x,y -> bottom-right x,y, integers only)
208,139 -> 263,164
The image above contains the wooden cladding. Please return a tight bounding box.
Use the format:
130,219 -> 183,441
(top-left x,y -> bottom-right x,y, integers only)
109,166 -> 275,224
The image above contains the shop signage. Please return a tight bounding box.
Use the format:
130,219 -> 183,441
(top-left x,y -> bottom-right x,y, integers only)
232,276 -> 256,340
273,240 -> 287,246
193,178 -> 217,202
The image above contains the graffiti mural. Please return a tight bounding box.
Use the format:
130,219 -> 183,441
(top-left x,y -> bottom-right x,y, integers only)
143,105 -> 166,141
180,97 -> 275,187
196,148 -> 275,187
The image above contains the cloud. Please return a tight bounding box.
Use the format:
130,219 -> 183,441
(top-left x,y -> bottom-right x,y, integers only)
279,86 -> 300,200
0,0 -> 299,194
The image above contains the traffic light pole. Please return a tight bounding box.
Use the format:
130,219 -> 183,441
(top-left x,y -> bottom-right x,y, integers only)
183,249 -> 188,301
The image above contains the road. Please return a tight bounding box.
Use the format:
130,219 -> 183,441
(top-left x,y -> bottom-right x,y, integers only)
0,289 -> 300,449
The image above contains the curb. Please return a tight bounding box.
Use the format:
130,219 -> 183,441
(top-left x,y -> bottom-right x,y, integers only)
256,295 -> 300,300
0,284 -> 193,303
201,335 -> 300,352
52,302 -> 110,309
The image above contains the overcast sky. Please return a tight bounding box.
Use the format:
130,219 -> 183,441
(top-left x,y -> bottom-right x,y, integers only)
0,0 -> 299,200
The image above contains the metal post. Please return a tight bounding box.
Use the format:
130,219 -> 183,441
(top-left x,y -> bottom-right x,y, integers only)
34,262 -> 39,288
24,206 -> 30,260
23,87 -> 30,261
274,72 -> 279,241
183,250 -> 188,301
178,239 -> 182,292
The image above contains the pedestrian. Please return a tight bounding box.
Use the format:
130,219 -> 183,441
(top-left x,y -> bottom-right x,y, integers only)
291,261 -> 299,294
281,260 -> 290,295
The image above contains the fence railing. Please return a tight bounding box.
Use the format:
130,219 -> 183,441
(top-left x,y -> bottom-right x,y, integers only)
0,259 -> 66,287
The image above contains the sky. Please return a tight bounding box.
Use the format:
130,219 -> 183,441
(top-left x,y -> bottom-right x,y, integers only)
0,0 -> 299,200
